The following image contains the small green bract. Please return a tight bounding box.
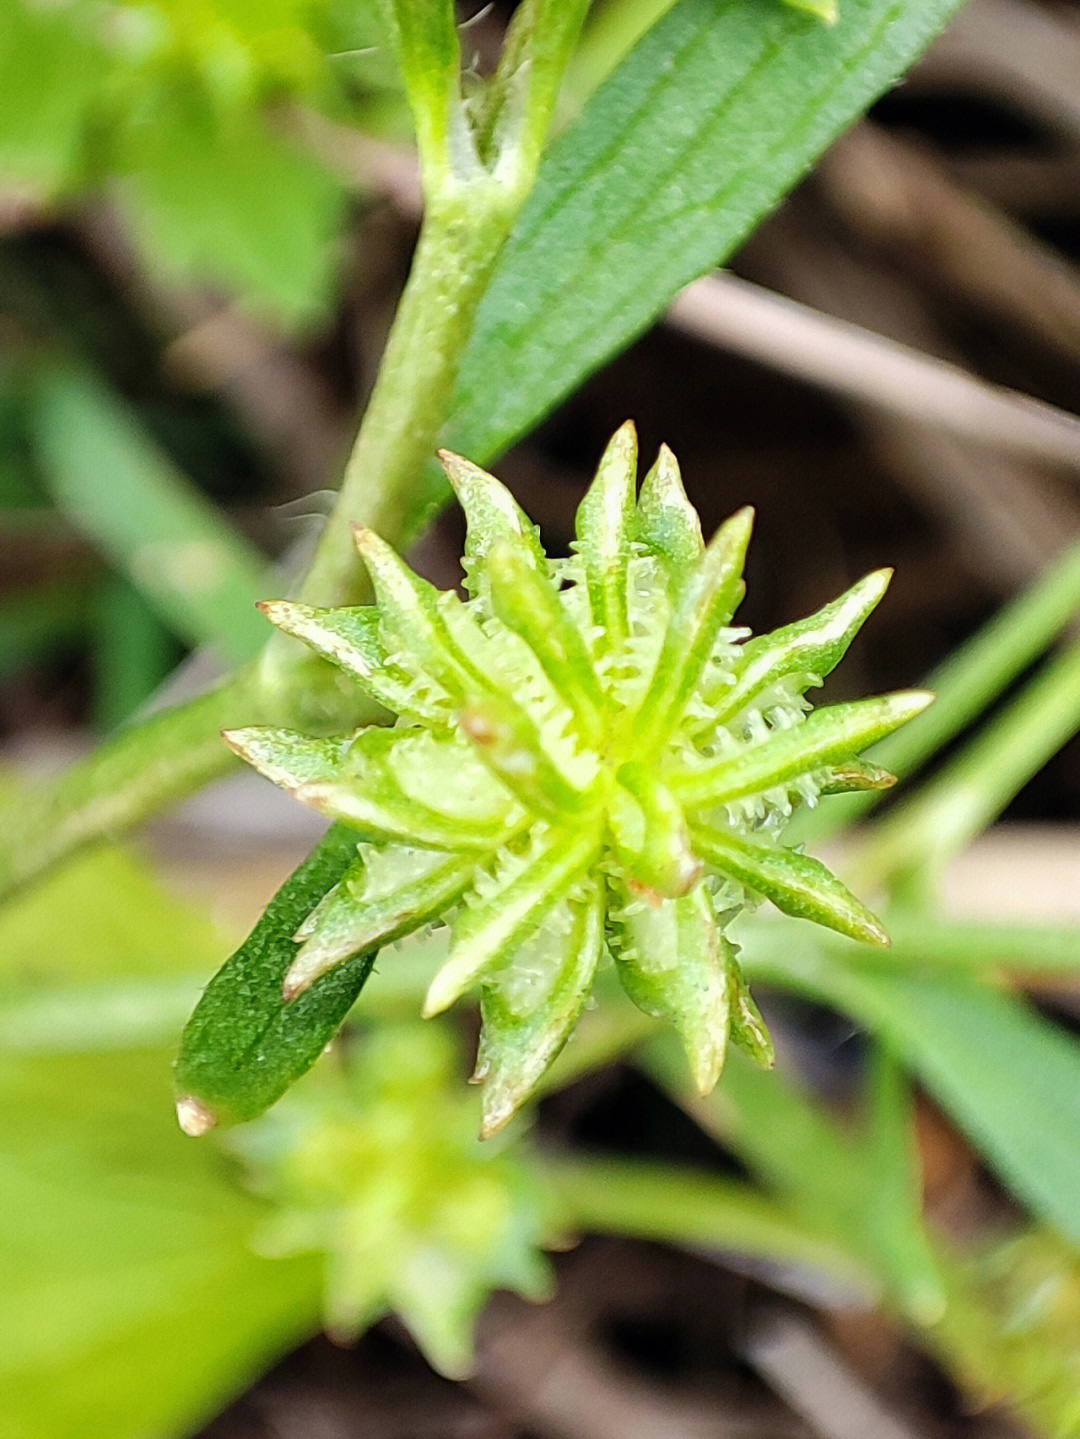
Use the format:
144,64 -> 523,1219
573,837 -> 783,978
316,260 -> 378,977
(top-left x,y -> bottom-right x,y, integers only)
227,424 -> 929,1135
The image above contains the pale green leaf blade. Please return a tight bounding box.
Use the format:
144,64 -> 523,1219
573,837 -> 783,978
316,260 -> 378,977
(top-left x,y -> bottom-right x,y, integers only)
574,421 -> 638,656
477,880 -> 605,1136
1,1049 -> 320,1439
425,826 -> 601,1016
122,88 -> 344,325
690,822 -> 889,945
710,569 -> 892,725
673,691 -> 933,807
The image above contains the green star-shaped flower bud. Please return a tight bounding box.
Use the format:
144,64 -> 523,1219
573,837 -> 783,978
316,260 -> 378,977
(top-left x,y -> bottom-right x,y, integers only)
227,1022 -> 553,1377
226,424 -> 929,1135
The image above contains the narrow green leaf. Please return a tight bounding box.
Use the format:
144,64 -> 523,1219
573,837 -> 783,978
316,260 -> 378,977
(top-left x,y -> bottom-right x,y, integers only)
574,420 -> 638,657
863,1041 -> 946,1324
542,1151 -> 865,1286
709,569 -> 892,726
442,0 -> 971,490
175,825 -> 370,1128
635,444 -> 704,578
425,826 -> 602,1016
613,883 -> 731,1093
477,881 -> 604,1136
486,538 -> 606,741
858,638 -> 1080,889
288,846 -> 477,997
633,507 -> 753,745
742,947 -> 1080,1252
690,822 -> 889,945
673,691 -> 933,807
259,600 -> 450,724
33,367 -> 269,662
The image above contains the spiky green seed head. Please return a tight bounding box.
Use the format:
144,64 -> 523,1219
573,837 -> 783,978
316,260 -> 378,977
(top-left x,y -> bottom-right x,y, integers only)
227,1022 -> 553,1377
229,424 -> 929,1135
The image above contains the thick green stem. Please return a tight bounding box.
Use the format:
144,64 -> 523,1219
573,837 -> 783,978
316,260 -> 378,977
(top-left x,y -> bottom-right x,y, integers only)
299,199 -> 520,608
257,191 -> 527,730
0,674 -> 254,900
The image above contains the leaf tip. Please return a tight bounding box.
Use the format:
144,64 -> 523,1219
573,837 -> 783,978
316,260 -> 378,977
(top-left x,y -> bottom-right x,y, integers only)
176,1094 -> 218,1137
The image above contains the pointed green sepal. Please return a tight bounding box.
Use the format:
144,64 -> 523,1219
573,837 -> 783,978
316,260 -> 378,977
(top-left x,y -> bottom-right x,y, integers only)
440,450 -> 549,588
727,954 -> 774,1067
709,569 -> 892,725
226,726 -> 515,850
690,821 -> 890,945
486,537 -> 606,742
476,882 -> 605,1136
674,691 -> 934,808
424,826 -> 602,1016
818,759 -> 897,796
635,444 -> 703,576
611,882 -> 731,1094
634,506 -> 753,745
353,525 -> 494,700
574,420 -> 638,656
223,726 -> 346,792
259,600 -> 449,724
608,762 -> 702,900
459,697 -> 593,820
285,847 -> 477,998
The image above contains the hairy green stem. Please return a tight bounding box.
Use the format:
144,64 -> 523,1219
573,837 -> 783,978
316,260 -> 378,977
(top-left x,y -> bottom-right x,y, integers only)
0,19 -> 584,901
0,675 -> 252,900
298,202 -> 521,609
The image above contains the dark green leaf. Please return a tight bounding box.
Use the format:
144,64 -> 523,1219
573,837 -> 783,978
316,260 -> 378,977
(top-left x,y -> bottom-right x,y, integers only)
175,825 -> 371,1128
